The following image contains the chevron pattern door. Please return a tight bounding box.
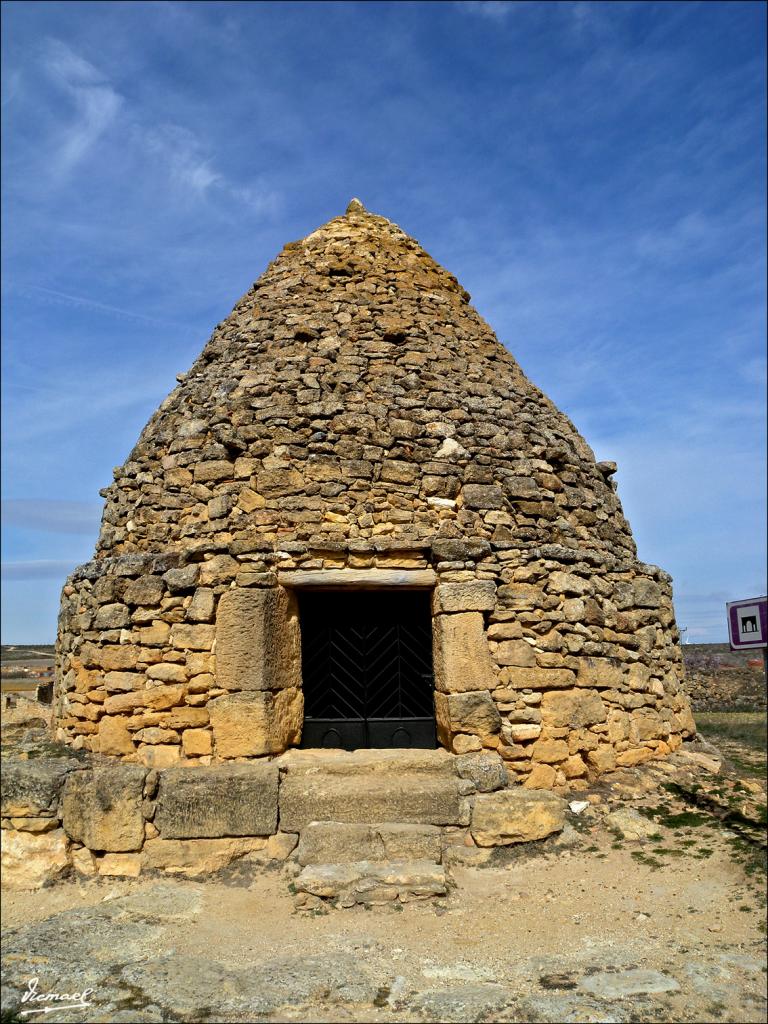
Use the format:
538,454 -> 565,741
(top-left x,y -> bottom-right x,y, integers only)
298,590 -> 436,749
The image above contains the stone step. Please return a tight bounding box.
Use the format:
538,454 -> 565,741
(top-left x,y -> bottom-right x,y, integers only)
276,747 -> 457,776
296,821 -> 442,865
279,770 -> 464,831
294,859 -> 448,907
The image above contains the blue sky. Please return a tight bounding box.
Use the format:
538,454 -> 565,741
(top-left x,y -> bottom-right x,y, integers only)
1,0 -> 765,643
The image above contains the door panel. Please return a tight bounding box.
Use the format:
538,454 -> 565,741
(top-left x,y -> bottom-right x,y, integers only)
299,590 -> 436,750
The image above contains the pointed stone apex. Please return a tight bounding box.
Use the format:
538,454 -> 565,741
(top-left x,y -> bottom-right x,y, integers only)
345,198 -> 367,215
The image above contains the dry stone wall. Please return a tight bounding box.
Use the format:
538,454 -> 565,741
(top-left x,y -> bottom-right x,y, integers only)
54,200 -> 696,790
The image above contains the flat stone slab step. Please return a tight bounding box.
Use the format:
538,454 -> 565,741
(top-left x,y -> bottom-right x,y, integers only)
277,747 -> 457,776
296,821 -> 442,865
295,859 -> 448,906
279,771 -> 463,830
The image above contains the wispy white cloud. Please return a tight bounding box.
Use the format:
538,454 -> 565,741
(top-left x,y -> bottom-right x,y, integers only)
454,1 -> 519,22
41,38 -> 122,178
1,560 -> 80,581
2,500 -> 102,536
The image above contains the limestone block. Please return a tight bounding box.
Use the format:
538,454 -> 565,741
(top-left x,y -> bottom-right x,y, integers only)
431,539 -> 491,562
454,751 -> 509,792
62,765 -> 146,852
142,836 -> 269,875
1,758 -> 78,820
214,587 -> 300,692
154,763 -> 279,838
496,584 -> 546,610
296,822 -> 442,865
295,860 -> 447,903
523,763 -> 557,789
381,460 -> 419,483
452,734 -> 483,753
540,689 -> 607,729
470,789 -> 566,846
577,659 -> 625,688
103,691 -> 146,715
531,737 -> 569,763
615,747 -> 656,767
562,754 -> 588,778
505,723 -> 541,742
462,484 -> 505,509
1,828 -> 71,890
98,646 -> 141,671
170,623 -> 216,650
433,612 -> 497,693
278,568 -> 437,588
633,579 -> 661,608
138,744 -> 181,768
605,807 -> 660,840
147,663 -> 187,683
104,670 -> 142,692
144,684 -> 186,711
279,772 -> 462,831
163,564 -> 199,592
187,588 -> 215,622
432,581 -> 496,614
435,690 -> 501,740
165,707 -> 209,729
193,459 -> 233,483
502,667 -> 576,690
493,640 -> 536,667
140,618 -> 174,643
98,716 -> 136,755
98,852 -> 142,877
209,689 -> 303,757
93,603 -> 131,629
181,728 -> 213,757
547,571 -> 589,596
124,575 -> 165,606
587,745 -> 617,773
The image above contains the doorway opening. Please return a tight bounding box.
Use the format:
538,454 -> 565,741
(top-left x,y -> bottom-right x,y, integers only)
298,589 -> 435,750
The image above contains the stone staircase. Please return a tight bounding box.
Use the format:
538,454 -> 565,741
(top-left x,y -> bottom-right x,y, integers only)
275,747 -> 498,908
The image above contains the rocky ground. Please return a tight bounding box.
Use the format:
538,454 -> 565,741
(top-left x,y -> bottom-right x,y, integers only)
2,718 -> 766,1024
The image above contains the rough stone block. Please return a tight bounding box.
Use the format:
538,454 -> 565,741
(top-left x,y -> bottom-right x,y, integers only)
462,484 -> 505,509
1,827 -> 71,890
295,860 -> 447,903
98,716 -> 136,755
433,612 -> 497,693
493,640 -> 536,667
169,623 -> 216,650
435,690 -> 501,741
124,575 -> 165,606
432,581 -> 496,614
296,822 -> 442,865
1,758 -> 79,820
502,667 -> 576,690
279,772 -> 462,831
155,763 -> 278,839
214,587 -> 300,692
209,689 -> 303,757
62,765 -> 146,852
181,728 -> 213,757
540,689 -> 607,729
454,751 -> 509,792
470,789 -> 566,846
142,836 -> 269,875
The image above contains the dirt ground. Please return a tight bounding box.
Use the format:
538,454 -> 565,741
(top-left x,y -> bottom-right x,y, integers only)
2,716 -> 766,1024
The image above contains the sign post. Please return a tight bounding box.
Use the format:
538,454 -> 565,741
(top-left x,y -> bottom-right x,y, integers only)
726,596 -> 768,678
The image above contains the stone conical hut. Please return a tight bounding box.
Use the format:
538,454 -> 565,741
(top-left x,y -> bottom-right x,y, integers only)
55,199 -> 695,789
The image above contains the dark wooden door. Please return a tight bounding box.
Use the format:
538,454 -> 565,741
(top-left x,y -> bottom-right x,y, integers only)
298,590 -> 436,749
